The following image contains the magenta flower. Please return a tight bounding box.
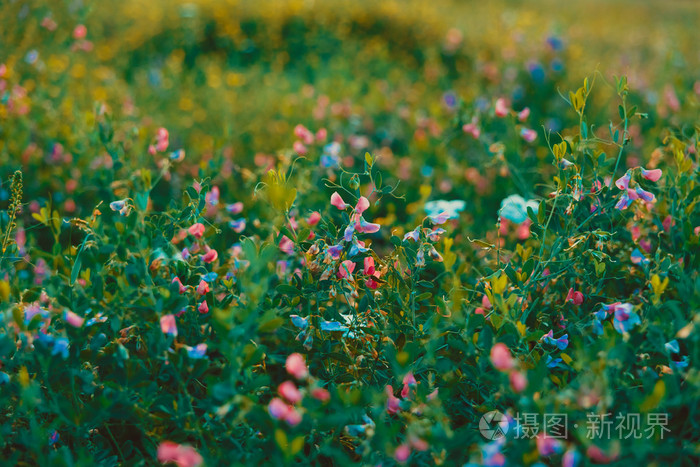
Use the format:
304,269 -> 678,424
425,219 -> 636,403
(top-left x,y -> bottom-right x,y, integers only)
462,122 -> 481,139
338,260 -> 356,279
509,370 -> 527,392
401,372 -> 416,399
155,127 -> 169,152
197,300 -> 209,314
286,353 -> 309,380
641,167 -> 662,182
355,196 -> 370,214
385,385 -> 400,414
495,98 -> 509,117
562,449 -> 582,467
268,397 -> 289,420
517,107 -> 530,121
157,442 -> 203,467
160,314 -> 177,336
293,141 -> 308,155
201,248 -> 218,263
565,288 -> 584,305
536,434 -> 563,456
188,223 -> 205,238
330,192 -> 350,210
172,277 -> 187,294
520,127 -> 537,142
363,257 -> 376,276
279,235 -> 294,255
307,211 -> 321,226
490,343 -> 513,371
279,381 -> 303,404
73,24 -> 87,40
196,280 -> 209,295
615,171 -> 631,190
395,444 -> 411,463
294,124 -> 314,144
64,310 -> 85,328
311,387 -> 330,402
269,395 -> 302,424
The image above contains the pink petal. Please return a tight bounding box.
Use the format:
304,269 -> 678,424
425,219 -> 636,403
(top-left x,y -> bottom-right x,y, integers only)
355,196 -> 370,214
160,314 -> 177,336
641,168 -> 662,182
330,192 -> 349,210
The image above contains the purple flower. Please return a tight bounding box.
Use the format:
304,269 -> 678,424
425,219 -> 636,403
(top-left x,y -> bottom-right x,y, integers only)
229,218 -> 246,233
403,227 -> 421,242
635,186 -> 655,202
615,193 -> 633,210
226,202 -> 244,214
612,304 -> 641,334
343,224 -> 355,242
356,216 -> 380,234
327,244 -> 344,260
428,228 -> 446,242
615,171 -> 631,190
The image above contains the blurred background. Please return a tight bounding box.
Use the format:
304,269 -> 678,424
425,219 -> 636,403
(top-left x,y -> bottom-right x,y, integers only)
2,0 -> 698,153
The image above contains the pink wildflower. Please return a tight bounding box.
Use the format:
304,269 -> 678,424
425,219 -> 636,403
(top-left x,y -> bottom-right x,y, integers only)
286,353 -> 309,380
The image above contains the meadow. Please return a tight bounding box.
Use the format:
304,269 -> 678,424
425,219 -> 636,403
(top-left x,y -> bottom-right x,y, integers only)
0,0 -> 699,465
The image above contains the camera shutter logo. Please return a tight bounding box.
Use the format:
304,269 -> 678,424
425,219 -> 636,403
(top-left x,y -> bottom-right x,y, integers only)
480,410 -> 509,440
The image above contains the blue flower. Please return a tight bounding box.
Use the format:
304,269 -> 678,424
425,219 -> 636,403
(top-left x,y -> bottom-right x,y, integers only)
320,142 -> 341,168
0,371 -> 9,384
631,248 -> 649,265
52,337 -> 70,359
425,200 -> 466,220
202,272 -> 218,282
543,330 -> 569,350
499,195 -> 538,224
187,343 -> 207,359
546,355 -> 565,369
671,356 -> 689,370
665,340 -> 680,354
320,320 -> 349,333
612,304 -> 641,334
290,315 -> 309,330
546,35 -> 565,51
349,239 -> 369,257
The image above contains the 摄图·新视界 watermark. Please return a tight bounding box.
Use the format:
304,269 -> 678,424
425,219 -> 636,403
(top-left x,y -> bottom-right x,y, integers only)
479,411 -> 671,441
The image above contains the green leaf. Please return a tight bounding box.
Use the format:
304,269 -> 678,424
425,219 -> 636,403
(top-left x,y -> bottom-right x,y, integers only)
71,234 -> 91,286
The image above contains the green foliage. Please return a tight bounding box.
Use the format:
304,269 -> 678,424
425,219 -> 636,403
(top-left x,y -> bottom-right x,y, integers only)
0,1 -> 699,466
